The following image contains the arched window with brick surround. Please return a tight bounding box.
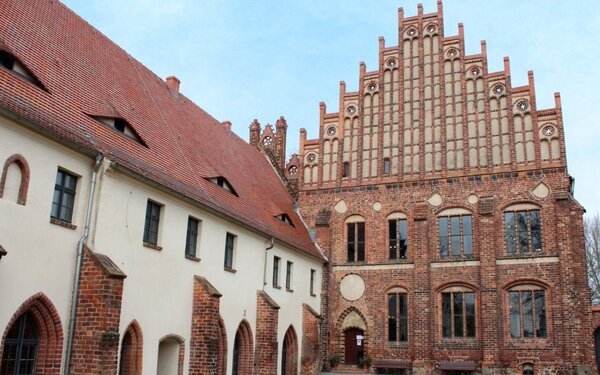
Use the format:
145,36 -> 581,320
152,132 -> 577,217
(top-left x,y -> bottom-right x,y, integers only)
232,320 -> 253,375
156,334 -> 184,375
281,325 -> 298,375
119,320 -> 143,375
387,212 -> 409,260
0,154 -> 30,206
503,203 -> 542,254
345,215 -> 366,262
507,283 -> 547,339
439,285 -> 476,339
437,208 -> 473,258
0,293 -> 63,374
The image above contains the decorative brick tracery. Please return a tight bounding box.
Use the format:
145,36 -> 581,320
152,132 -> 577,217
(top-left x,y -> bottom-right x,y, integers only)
0,292 -> 63,374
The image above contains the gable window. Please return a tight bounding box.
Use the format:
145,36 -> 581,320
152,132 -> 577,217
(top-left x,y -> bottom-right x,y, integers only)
441,288 -> 476,338
143,200 -> 162,245
51,169 -> 77,223
209,177 -> 238,196
272,256 -> 281,287
224,232 -> 236,270
346,216 -> 366,262
310,269 -> 316,296
509,285 -> 547,338
0,50 -> 44,89
90,115 -> 144,145
276,214 -> 293,226
504,205 -> 542,253
438,210 -> 473,257
185,217 -> 200,258
286,261 -> 293,290
388,213 -> 408,260
388,289 -> 408,342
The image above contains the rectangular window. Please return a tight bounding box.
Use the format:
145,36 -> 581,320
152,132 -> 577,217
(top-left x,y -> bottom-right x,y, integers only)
224,232 -> 236,269
185,217 -> 200,257
51,169 -> 77,223
310,269 -> 316,296
143,200 -> 161,245
389,219 -> 408,259
509,289 -> 547,338
441,291 -> 476,338
347,222 -> 365,262
505,210 -> 542,253
286,261 -> 293,290
272,256 -> 281,287
388,293 -> 408,342
439,215 -> 473,257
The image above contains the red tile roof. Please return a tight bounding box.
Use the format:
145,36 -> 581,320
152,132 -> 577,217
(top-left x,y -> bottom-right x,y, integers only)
0,0 -> 323,260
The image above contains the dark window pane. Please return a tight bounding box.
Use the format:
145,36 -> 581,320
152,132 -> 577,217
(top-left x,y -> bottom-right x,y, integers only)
273,256 -> 280,286
505,212 -> 516,253
224,233 -> 235,268
522,291 -> 533,338
535,290 -> 547,338
509,291 -> 521,338
442,293 -> 452,337
388,294 -> 397,341
439,217 -> 449,257
51,169 -> 77,223
463,216 -> 473,255
399,294 -> 408,341
517,212 -> 529,252
399,220 -> 408,258
465,292 -> 476,337
530,211 -> 542,251
347,223 -> 355,262
451,216 -> 461,256
453,293 -> 464,337
185,217 -> 199,256
286,262 -> 292,289
310,269 -> 315,295
389,220 -> 397,259
144,201 -> 161,244
357,222 -> 365,261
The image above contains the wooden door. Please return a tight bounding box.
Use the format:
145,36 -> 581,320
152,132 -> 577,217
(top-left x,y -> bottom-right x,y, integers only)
344,328 -> 364,365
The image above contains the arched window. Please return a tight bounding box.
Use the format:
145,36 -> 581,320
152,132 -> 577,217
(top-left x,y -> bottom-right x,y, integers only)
1,312 -> 38,375
437,208 -> 473,258
387,287 -> 408,342
0,154 -> 30,206
440,286 -> 476,338
504,203 -> 542,253
387,212 -> 408,260
346,215 -> 365,262
232,321 -> 253,375
508,284 -> 547,339
156,335 -> 184,375
281,326 -> 298,375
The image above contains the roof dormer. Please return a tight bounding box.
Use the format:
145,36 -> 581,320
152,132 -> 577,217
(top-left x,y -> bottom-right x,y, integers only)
0,50 -> 45,90
89,115 -> 146,146
208,176 -> 238,196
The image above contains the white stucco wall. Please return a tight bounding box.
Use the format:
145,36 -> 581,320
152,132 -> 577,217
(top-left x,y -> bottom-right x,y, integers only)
0,114 -> 323,374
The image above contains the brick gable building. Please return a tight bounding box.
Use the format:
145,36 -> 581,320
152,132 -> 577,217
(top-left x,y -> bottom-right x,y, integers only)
274,2 -> 598,374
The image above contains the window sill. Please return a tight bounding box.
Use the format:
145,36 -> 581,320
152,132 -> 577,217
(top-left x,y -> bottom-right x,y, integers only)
50,217 -> 77,230
273,285 -> 282,289
386,341 -> 409,348
143,242 -> 163,251
185,254 -> 201,262
224,266 -> 237,274
286,288 -> 294,293
310,293 -> 317,297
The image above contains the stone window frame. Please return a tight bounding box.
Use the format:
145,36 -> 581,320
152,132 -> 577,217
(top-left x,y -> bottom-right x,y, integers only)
437,284 -> 478,341
387,212 -> 409,261
502,203 -> 543,255
345,215 -> 366,263
436,208 -> 474,259
386,286 -> 409,344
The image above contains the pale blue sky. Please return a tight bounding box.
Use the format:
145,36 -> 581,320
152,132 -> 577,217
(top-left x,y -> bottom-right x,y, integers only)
62,0 -> 600,215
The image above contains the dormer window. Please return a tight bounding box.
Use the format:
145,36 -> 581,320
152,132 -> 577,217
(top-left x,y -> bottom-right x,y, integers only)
90,115 -> 145,145
276,214 -> 294,226
209,176 -> 238,196
0,51 -> 44,89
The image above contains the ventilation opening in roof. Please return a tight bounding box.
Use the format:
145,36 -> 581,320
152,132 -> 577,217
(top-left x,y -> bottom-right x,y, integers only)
90,115 -> 146,145
276,214 -> 294,227
0,50 -> 45,89
209,176 -> 238,196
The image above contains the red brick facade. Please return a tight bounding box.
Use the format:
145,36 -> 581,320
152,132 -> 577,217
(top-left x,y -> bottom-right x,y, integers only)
290,2 -> 597,374
254,291 -> 280,374
70,248 -> 126,374
301,303 -> 321,375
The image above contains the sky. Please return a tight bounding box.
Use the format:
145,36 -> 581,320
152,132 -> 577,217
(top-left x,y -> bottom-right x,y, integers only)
61,0 -> 600,216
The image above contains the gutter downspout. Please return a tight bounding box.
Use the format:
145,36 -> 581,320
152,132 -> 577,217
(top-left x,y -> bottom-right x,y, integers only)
262,237 -> 275,290
63,154 -> 103,375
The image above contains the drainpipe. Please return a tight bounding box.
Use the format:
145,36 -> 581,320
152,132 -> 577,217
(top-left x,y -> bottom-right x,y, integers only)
262,237 -> 275,290
63,154 -> 103,375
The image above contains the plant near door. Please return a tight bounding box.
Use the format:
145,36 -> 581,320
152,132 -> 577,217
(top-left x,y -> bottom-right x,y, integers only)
358,356 -> 372,372
328,355 -> 341,368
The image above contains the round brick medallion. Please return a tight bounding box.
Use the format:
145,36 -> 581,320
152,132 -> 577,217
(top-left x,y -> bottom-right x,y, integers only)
340,274 -> 365,302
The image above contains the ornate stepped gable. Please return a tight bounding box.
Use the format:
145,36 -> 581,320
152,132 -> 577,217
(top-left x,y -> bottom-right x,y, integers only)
291,1 -> 566,190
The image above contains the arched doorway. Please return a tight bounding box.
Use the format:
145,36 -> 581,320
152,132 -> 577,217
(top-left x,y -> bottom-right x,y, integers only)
281,326 -> 298,375
156,335 -> 184,375
119,321 -> 143,375
595,327 -> 600,372
232,321 -> 253,375
0,293 -> 63,375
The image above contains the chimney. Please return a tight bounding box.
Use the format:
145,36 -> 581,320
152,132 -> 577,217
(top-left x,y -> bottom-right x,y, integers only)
166,76 -> 180,93
222,121 -> 232,132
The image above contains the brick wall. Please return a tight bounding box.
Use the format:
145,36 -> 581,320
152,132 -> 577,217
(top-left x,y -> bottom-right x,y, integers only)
70,247 -> 126,374
301,303 -> 321,375
254,290 -> 280,374
189,276 -> 223,375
